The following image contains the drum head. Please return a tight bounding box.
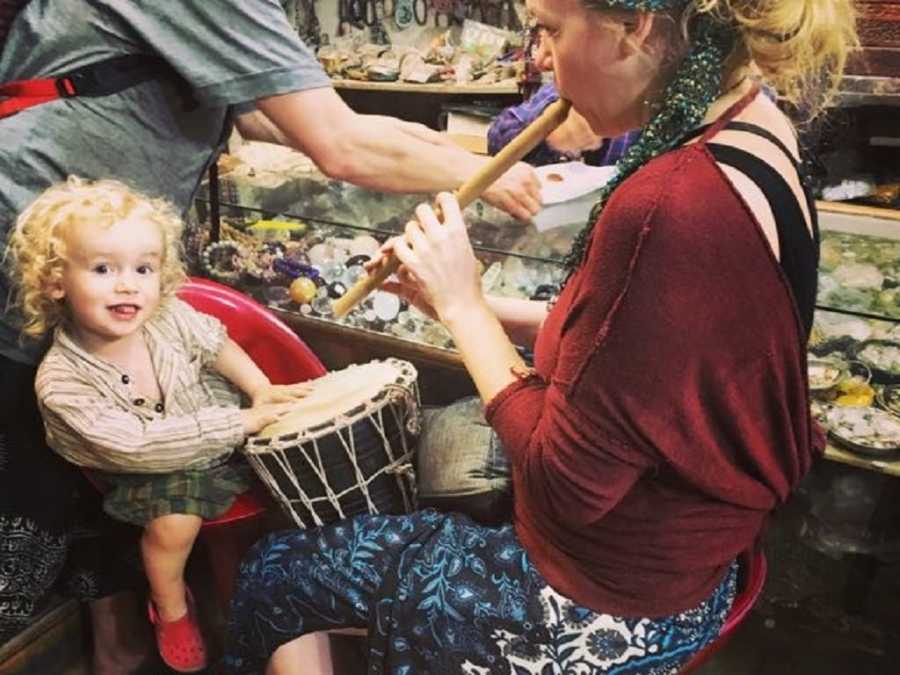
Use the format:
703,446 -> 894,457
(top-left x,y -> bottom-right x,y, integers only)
256,358 -> 417,440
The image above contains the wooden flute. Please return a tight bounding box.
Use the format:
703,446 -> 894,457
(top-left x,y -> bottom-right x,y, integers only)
331,97 -> 573,318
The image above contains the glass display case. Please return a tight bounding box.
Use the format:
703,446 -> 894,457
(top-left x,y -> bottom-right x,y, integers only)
810,207 -> 900,475
192,150 -> 574,362
191,148 -> 900,473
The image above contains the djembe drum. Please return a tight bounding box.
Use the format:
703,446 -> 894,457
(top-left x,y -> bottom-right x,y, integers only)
244,358 -> 419,529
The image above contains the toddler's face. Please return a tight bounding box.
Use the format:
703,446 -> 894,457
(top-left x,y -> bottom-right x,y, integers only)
50,214 -> 164,350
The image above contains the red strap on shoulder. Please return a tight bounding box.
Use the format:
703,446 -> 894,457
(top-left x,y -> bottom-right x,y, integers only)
0,76 -> 74,118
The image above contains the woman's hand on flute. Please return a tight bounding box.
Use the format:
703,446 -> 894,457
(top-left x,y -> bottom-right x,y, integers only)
382,192 -> 485,325
363,243 -> 439,321
377,259 -> 439,321
479,162 -> 542,222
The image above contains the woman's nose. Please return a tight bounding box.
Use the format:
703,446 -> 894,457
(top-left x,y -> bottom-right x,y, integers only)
533,35 -> 553,72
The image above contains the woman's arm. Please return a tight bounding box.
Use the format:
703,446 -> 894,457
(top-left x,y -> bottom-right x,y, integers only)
390,193 -> 649,527
380,271 -> 548,350
485,296 -> 548,350
389,194 -> 529,404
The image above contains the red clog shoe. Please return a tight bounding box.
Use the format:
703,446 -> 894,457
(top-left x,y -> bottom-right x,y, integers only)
147,587 -> 208,673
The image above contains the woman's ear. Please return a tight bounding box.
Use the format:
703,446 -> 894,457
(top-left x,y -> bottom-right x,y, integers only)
620,11 -> 657,57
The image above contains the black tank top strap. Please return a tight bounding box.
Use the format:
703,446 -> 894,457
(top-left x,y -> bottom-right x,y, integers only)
670,90 -> 819,336
705,142 -> 818,336
709,121 -> 819,242
717,121 -> 800,166
678,121 -> 799,168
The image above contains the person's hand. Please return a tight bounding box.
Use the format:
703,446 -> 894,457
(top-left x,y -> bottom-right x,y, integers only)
367,238 -> 440,320
250,382 -> 313,407
546,107 -> 605,155
377,247 -> 440,321
240,402 -> 296,436
480,162 -> 542,222
388,192 -> 484,324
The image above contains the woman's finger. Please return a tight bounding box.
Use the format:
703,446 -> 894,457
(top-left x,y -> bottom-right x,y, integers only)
379,280 -> 405,297
434,192 -> 463,229
396,265 -> 420,288
364,237 -> 399,272
414,202 -> 442,236
403,218 -> 431,256
390,230 -> 418,268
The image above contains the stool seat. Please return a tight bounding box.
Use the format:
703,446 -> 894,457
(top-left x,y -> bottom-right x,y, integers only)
679,548 -> 767,673
201,486 -> 269,528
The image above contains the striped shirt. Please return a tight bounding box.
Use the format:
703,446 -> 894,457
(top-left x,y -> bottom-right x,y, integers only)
35,297 -> 245,474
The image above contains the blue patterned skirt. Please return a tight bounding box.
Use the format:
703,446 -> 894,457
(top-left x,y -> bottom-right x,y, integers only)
224,510 -> 736,675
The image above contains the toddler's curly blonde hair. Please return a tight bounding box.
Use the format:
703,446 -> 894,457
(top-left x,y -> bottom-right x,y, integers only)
6,176 -> 187,338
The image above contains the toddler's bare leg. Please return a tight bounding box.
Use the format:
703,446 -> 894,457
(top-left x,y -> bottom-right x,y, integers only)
141,513 -> 203,621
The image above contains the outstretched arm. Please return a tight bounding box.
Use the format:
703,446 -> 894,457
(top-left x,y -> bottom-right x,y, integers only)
239,87 -> 541,221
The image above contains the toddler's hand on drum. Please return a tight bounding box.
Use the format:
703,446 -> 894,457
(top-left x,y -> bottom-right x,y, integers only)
241,402 -> 295,435
251,382 -> 313,407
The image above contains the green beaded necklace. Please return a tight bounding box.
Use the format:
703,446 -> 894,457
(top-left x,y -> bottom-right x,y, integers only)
561,0 -> 737,275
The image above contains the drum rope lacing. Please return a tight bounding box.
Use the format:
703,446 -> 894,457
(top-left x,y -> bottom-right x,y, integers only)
244,364 -> 421,529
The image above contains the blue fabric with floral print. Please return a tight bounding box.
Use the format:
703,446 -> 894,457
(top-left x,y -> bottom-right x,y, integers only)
224,509 -> 736,674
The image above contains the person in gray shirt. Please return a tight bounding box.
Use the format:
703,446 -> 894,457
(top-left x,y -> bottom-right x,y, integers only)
0,1 -> 540,672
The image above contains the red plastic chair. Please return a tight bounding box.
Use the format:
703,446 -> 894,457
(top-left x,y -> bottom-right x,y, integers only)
84,278 -> 326,605
176,277 -> 327,604
679,548 -> 767,673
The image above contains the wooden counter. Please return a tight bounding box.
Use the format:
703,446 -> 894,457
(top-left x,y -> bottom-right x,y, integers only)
825,443 -> 900,478
817,200 -> 900,223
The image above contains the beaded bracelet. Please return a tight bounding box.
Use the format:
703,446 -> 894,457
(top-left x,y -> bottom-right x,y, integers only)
200,240 -> 247,282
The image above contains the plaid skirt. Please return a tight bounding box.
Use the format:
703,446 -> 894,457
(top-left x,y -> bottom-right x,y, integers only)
224,509 -> 737,675
98,459 -> 253,526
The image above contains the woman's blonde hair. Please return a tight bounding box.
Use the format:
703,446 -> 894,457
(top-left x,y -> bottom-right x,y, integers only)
6,176 -> 187,338
585,0 -> 859,117
694,0 -> 859,115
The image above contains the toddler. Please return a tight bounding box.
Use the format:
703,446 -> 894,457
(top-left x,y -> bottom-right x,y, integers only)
6,176 -> 309,673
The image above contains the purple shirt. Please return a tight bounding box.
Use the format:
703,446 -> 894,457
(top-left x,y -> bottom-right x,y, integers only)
487,83 -> 640,167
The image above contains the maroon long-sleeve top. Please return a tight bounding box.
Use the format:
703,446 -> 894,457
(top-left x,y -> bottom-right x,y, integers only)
485,127 -> 821,618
